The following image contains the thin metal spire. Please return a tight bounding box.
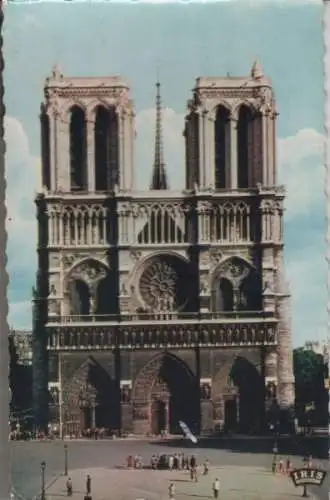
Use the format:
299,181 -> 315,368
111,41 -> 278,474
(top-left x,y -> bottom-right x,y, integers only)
150,79 -> 168,190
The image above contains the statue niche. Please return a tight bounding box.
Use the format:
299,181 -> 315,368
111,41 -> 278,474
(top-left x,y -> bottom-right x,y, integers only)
212,257 -> 261,312
66,259 -> 113,317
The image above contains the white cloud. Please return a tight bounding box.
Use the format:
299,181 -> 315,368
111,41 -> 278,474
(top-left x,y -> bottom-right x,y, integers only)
286,244 -> 326,346
278,128 -> 325,219
8,301 -> 32,330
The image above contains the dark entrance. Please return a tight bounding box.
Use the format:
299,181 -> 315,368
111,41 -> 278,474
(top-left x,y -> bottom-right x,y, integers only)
151,399 -> 167,435
224,398 -> 237,431
133,353 -> 200,436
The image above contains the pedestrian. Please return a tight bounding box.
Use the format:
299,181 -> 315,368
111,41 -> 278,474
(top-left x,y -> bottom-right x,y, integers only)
194,466 -> 198,482
169,455 -> 174,470
66,477 -> 72,497
86,474 -> 91,495
203,459 -> 209,475
212,478 -> 220,499
168,482 -> 175,499
286,458 -> 292,474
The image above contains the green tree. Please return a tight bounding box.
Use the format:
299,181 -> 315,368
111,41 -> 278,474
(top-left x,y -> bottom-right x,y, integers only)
293,347 -> 327,426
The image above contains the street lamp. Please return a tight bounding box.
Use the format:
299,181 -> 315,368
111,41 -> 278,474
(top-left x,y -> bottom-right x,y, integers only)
40,461 -> 46,500
64,444 -> 68,476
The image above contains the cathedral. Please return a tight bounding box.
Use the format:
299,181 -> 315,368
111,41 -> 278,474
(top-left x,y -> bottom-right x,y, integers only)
32,61 -> 295,437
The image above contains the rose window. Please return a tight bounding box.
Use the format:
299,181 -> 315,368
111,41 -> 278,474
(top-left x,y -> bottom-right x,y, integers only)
139,256 -> 189,312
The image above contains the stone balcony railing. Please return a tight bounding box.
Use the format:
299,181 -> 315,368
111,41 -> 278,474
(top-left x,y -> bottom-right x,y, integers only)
47,310 -> 275,325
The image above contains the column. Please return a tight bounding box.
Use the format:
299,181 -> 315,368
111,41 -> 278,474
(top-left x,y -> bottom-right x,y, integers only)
198,110 -> 206,189
206,114 -> 215,188
48,112 -> 57,191
86,117 -> 96,192
262,112 -> 268,186
117,108 -> 125,191
124,110 -> 134,191
230,117 -> 238,189
267,113 -> 274,187
49,212 -> 54,246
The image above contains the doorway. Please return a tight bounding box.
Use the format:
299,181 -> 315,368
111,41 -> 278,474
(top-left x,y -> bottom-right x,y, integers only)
151,400 -> 167,435
224,399 -> 237,431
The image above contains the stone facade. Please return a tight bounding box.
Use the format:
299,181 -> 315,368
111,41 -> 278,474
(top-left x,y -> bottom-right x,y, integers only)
33,61 -> 295,436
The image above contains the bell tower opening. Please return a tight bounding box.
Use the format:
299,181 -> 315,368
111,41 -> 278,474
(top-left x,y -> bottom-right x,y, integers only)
237,105 -> 253,189
70,106 -> 87,191
215,105 -> 230,189
40,109 -> 51,190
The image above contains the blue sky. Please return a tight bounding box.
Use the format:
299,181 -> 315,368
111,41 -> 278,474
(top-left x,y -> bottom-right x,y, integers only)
3,1 -> 325,346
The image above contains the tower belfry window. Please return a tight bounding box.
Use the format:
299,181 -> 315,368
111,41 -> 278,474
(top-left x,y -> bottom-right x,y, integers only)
237,105 -> 253,189
95,106 -> 110,191
215,105 -> 230,189
70,106 -> 87,191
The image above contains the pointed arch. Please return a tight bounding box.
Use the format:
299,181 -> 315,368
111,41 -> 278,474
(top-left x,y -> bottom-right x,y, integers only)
40,110 -> 51,190
95,275 -> 117,315
237,104 -> 254,188
94,105 -> 116,191
69,106 -> 87,191
132,352 -> 199,434
214,105 -> 231,189
238,271 -> 261,311
213,277 -> 234,312
68,279 -> 91,316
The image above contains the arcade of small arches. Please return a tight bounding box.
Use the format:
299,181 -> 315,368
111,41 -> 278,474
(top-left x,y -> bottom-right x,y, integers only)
47,199 -> 282,247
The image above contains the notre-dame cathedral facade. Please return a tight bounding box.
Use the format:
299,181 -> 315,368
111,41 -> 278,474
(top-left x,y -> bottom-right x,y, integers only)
32,61 -> 295,437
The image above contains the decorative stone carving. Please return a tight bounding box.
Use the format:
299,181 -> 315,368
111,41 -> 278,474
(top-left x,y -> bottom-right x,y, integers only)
210,250 -> 223,268
139,256 -> 189,312
69,260 -> 107,284
130,251 -> 142,262
48,298 -> 61,316
199,275 -> 209,294
62,254 -> 77,269
220,258 -> 250,288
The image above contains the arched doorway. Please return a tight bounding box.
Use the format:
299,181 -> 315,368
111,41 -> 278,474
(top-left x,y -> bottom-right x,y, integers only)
151,399 -> 167,435
132,353 -> 199,435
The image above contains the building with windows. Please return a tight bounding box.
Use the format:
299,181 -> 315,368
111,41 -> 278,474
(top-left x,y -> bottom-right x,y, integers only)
32,61 -> 295,436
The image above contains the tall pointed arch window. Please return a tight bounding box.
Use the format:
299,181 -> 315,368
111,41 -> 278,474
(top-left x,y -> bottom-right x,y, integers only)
95,106 -> 110,191
94,106 -> 118,191
215,105 -> 230,189
40,110 -> 51,190
237,105 -> 254,189
70,106 -> 87,191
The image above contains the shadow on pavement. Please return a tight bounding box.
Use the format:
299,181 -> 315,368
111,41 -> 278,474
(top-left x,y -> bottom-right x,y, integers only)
148,436 -> 328,460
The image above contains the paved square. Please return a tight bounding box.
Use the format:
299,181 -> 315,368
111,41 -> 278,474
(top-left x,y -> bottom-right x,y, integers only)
46,465 -> 314,500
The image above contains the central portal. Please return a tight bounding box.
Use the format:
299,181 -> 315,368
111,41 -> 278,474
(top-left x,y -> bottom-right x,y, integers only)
133,352 -> 200,436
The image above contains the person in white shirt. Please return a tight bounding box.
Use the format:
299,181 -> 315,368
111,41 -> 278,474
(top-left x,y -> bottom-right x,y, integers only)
212,478 -> 220,499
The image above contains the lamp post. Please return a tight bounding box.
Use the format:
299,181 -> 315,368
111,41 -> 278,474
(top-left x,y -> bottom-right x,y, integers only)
40,461 -> 46,500
64,444 -> 68,476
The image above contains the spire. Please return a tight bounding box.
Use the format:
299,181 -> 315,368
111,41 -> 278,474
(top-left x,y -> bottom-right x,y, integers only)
251,59 -> 263,80
150,80 -> 168,190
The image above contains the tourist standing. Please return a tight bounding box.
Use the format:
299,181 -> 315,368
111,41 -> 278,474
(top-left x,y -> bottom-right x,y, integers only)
86,475 -> 91,496
66,477 -> 72,496
168,482 -> 175,499
212,478 -> 220,499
